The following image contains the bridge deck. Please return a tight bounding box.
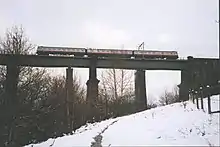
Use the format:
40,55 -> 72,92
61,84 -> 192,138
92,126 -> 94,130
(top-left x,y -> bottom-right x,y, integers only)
0,54 -> 187,70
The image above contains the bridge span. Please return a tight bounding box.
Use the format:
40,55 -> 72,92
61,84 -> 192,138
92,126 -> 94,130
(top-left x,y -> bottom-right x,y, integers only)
0,54 -> 187,70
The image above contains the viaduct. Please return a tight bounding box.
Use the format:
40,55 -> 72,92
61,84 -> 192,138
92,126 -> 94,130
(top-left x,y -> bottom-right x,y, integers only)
0,53 -> 189,109
0,49 -> 219,121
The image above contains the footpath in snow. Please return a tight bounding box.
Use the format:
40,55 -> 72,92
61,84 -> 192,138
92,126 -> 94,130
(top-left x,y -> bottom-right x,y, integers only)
26,96 -> 220,147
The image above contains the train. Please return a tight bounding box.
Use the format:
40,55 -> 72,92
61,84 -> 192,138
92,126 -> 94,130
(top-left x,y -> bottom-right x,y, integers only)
36,46 -> 179,59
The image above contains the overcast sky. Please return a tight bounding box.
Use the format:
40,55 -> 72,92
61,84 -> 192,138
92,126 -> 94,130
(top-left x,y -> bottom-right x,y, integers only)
0,0 -> 219,100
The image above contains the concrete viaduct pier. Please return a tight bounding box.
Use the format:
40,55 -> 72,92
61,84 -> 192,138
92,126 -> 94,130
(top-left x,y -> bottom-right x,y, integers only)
179,69 -> 190,102
65,67 -> 74,130
86,57 -> 100,121
135,69 -> 147,111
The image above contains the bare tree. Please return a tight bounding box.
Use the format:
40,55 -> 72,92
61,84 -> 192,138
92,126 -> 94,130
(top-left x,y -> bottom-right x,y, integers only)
0,25 -> 36,90
98,69 -> 135,118
159,85 -> 179,106
100,69 -> 134,101
0,25 -> 34,54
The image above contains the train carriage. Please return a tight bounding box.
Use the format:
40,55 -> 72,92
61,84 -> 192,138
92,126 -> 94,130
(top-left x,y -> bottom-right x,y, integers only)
37,46 -> 178,59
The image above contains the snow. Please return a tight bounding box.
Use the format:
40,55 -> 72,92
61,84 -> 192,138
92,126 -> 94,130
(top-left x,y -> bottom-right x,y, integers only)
25,95 -> 220,147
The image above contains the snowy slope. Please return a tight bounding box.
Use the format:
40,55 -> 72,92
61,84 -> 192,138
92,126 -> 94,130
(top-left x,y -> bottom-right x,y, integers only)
26,96 -> 220,147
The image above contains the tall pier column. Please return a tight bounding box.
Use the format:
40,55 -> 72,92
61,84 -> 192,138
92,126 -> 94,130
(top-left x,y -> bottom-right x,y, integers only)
65,67 -> 74,131
5,64 -> 19,145
86,57 -> 99,122
135,69 -> 147,111
179,69 -> 189,101
5,64 -> 19,105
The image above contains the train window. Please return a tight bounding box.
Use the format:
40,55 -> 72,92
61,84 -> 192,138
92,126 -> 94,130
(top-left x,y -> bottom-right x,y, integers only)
126,50 -> 131,54
75,48 -> 80,52
45,48 -> 50,51
100,49 -> 104,53
73,48 -> 77,52
137,51 -> 142,54
88,48 -> 92,53
95,49 -> 99,52
73,48 -> 78,52
144,51 -> 148,55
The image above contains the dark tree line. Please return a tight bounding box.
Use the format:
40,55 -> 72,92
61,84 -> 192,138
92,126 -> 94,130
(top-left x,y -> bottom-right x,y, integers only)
0,26 -> 179,146
0,26 -> 137,146
0,26 -> 87,146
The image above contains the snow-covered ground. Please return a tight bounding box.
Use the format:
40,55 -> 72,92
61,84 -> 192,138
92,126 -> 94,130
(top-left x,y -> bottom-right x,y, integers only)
26,95 -> 220,147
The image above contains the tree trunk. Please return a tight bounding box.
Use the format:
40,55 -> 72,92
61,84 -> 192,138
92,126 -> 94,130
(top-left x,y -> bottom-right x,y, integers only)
113,69 -> 118,100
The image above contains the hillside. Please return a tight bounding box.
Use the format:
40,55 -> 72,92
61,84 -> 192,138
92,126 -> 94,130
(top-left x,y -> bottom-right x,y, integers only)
26,96 -> 220,146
